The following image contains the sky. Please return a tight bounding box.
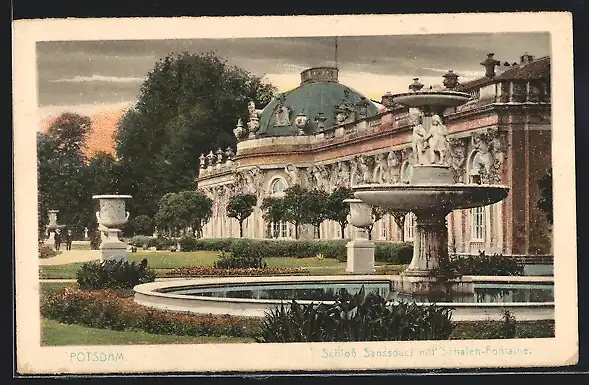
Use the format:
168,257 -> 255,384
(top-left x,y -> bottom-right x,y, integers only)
37,33 -> 551,122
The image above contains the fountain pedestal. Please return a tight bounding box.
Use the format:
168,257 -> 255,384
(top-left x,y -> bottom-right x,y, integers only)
344,199 -> 375,274
403,210 -> 450,277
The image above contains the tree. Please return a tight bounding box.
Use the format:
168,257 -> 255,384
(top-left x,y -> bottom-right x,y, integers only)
538,168 -> 553,225
367,206 -> 390,241
326,187 -> 355,238
261,197 -> 285,239
115,52 -> 276,217
305,189 -> 330,239
37,113 -> 94,239
227,194 -> 258,238
154,191 -> 212,238
282,185 -> 313,239
131,214 -> 154,236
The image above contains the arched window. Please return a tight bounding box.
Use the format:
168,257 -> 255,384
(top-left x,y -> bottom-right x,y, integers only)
401,161 -> 412,184
468,150 -> 486,184
267,177 -> 290,239
270,178 -> 286,196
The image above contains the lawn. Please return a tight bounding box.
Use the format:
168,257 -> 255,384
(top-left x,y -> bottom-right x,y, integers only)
41,318 -> 255,345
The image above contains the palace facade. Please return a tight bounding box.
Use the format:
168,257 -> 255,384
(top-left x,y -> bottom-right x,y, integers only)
196,52 -> 552,258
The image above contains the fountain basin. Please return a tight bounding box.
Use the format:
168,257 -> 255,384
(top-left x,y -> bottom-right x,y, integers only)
392,91 -> 471,108
353,183 -> 509,212
134,275 -> 554,322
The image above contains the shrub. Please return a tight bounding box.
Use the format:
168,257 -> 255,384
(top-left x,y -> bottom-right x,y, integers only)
375,242 -> 413,264
76,259 -> 157,290
448,251 -> 524,276
129,235 -> 153,248
39,244 -> 60,259
179,237 -> 198,252
213,250 -> 267,269
89,231 -> 101,250
40,288 -> 261,338
156,237 -> 176,250
257,286 -> 454,343
182,238 -> 412,264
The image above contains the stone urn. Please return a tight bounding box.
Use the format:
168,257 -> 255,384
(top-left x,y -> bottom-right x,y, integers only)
92,195 -> 132,261
343,199 -> 375,274
44,209 -> 65,246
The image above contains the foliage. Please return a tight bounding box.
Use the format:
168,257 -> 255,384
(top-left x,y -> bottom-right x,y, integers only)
446,251 -> 525,276
115,52 -> 276,217
89,230 -> 102,250
326,187 -> 354,238
281,185 -> 309,239
390,210 -> 409,242
39,244 -> 60,259
154,191 -> 212,238
167,266 -> 306,277
537,168 -> 553,225
213,250 -> 267,269
257,286 -> 455,343
174,237 -> 413,263
130,215 -> 154,236
37,113 -> 94,239
129,235 -> 154,248
260,197 -> 285,238
226,194 -> 258,238
305,189 -> 330,239
374,242 -> 414,264
76,259 -> 156,290
41,288 -> 261,337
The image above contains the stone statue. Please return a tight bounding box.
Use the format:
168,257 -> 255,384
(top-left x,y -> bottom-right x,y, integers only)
234,118 -> 245,140
337,161 -> 350,187
428,115 -> 449,165
275,105 -> 291,126
285,164 -> 299,186
386,151 -> 400,183
247,101 -> 260,135
358,155 -> 372,183
84,227 -> 88,240
411,114 -> 430,165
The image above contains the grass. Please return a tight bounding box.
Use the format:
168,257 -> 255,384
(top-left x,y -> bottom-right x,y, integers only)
41,318 -> 255,346
450,320 -> 555,339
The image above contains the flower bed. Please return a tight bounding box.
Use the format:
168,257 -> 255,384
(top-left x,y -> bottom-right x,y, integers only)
164,266 -> 308,277
41,288 -> 261,338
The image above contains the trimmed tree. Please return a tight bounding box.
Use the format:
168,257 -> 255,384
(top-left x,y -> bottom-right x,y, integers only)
261,197 -> 285,239
326,187 -> 355,239
305,189 -> 330,239
281,185 -> 310,239
227,193 -> 258,238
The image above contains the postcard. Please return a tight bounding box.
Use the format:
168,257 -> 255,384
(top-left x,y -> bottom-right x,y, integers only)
13,12 -> 577,374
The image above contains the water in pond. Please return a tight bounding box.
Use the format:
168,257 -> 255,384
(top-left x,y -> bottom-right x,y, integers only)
166,281 -> 554,303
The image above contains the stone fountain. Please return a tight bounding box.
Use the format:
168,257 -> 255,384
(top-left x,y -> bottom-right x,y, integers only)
92,195 -> 132,262
44,209 -> 66,246
352,81 -> 510,294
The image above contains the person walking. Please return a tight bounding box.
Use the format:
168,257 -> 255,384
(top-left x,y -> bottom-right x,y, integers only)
54,230 -> 62,251
65,229 -> 73,251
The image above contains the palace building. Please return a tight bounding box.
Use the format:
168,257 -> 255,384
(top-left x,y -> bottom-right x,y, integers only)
196,52 -> 552,259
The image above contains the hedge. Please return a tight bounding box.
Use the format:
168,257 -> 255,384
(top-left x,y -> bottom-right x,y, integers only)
178,238 -> 413,264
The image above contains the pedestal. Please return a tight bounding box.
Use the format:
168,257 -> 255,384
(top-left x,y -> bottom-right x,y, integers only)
345,228 -> 375,274
100,229 -> 128,262
403,210 -> 450,277
44,231 -> 55,246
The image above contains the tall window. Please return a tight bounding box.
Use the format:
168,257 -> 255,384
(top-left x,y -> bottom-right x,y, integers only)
380,214 -> 388,240
404,212 -> 416,241
270,178 -> 286,197
470,206 -> 485,242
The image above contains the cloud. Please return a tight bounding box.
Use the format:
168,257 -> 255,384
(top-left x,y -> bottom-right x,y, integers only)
48,75 -> 145,83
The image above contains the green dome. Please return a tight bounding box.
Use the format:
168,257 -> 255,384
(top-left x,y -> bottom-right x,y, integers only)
256,67 -> 380,138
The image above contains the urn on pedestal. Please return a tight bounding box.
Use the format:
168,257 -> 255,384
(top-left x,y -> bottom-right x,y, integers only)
92,195 -> 132,262
44,209 -> 66,247
343,199 -> 375,274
